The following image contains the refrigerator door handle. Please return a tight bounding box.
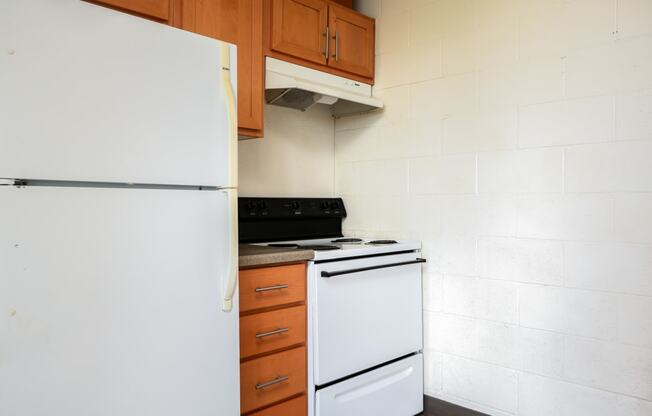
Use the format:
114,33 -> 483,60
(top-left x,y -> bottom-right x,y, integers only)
221,43 -> 238,188
220,42 -> 239,312
222,188 -> 239,312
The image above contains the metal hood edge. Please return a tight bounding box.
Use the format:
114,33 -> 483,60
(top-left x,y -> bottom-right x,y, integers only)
265,57 -> 383,118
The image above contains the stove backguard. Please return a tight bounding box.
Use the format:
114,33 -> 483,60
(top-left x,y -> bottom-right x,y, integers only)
238,197 -> 347,243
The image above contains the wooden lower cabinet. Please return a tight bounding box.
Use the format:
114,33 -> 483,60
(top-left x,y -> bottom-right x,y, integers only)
240,346 -> 307,413
249,394 -> 307,416
240,263 -> 307,415
240,304 -> 306,358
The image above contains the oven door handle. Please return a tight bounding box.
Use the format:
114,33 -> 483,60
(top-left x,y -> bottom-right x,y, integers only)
320,258 -> 426,278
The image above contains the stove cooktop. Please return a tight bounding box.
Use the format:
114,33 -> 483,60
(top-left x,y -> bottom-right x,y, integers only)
259,238 -> 421,261
239,197 -> 420,260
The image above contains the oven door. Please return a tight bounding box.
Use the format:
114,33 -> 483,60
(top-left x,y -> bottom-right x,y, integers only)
312,252 -> 424,385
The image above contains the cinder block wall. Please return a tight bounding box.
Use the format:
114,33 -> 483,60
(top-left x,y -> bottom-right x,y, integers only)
338,1 -> 652,414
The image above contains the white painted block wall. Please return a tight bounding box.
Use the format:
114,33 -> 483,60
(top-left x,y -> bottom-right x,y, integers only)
239,105 -> 335,197
339,0 -> 652,414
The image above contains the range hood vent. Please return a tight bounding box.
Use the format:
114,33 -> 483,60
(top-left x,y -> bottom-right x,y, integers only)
265,57 -> 383,118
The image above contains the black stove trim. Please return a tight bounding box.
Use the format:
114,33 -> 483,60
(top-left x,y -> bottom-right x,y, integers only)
239,197 -> 347,243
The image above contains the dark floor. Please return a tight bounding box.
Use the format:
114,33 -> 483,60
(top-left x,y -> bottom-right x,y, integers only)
419,396 -> 489,416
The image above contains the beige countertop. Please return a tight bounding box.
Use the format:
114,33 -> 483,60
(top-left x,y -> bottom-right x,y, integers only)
239,244 -> 314,268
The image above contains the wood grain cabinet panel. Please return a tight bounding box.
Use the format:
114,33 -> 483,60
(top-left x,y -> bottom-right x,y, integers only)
248,394 -> 307,416
240,304 -> 307,359
180,0 -> 239,45
239,263 -> 306,312
237,0 -> 265,137
327,2 -> 374,78
91,0 -> 171,20
270,0 -> 328,65
264,0 -> 375,83
240,346 -> 307,414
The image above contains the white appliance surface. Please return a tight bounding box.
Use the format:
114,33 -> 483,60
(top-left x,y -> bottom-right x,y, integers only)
0,186 -> 239,415
315,353 -> 423,416
0,0 -> 236,187
311,251 -> 424,385
1,1 -> 240,415
257,238 -> 421,261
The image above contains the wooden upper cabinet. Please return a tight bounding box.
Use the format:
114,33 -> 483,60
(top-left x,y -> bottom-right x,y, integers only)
89,0 -> 172,21
330,0 -> 352,7
237,0 -> 265,137
180,0 -> 239,44
270,0 -> 328,65
327,3 -> 374,78
265,0 -> 375,82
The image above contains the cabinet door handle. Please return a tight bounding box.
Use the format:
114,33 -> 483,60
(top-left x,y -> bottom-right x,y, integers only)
323,26 -> 329,58
255,283 -> 289,292
256,375 -> 289,390
332,31 -> 339,61
256,327 -> 290,339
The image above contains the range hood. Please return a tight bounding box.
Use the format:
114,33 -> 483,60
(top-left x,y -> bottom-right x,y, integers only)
265,57 -> 383,118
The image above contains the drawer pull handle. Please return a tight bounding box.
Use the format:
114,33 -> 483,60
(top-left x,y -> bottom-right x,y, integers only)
256,327 -> 290,339
255,284 -> 289,292
255,375 -> 289,390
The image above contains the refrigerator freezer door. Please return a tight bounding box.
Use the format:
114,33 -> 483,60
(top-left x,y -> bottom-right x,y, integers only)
0,186 -> 239,415
0,0 -> 236,187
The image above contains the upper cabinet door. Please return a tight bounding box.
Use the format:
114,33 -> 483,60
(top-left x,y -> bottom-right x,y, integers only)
180,0 -> 239,44
327,3 -> 374,78
270,0 -> 328,65
237,0 -> 265,137
92,0 -> 171,20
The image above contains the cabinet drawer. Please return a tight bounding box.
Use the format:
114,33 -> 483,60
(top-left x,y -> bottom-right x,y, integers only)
249,394 -> 307,416
241,305 -> 306,359
240,264 -> 306,312
241,346 -> 307,414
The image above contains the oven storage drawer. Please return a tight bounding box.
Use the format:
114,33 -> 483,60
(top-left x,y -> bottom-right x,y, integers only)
316,353 -> 423,416
313,252 -> 423,385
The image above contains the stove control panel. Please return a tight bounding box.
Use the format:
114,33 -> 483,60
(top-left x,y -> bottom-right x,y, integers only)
239,197 -> 347,219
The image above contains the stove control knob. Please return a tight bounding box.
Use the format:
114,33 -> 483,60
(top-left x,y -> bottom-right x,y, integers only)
246,201 -> 257,210
330,201 -> 339,209
259,200 -> 267,210
321,201 -> 329,209
291,201 -> 301,210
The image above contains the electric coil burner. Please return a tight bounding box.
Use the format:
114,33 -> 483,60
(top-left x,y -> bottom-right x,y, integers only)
267,243 -> 340,251
238,198 -> 425,416
331,238 -> 363,243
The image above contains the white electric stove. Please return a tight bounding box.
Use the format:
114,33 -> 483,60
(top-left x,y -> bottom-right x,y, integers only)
239,198 -> 425,416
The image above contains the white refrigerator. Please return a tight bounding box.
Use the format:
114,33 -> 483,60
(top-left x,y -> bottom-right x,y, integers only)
0,1 -> 240,415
